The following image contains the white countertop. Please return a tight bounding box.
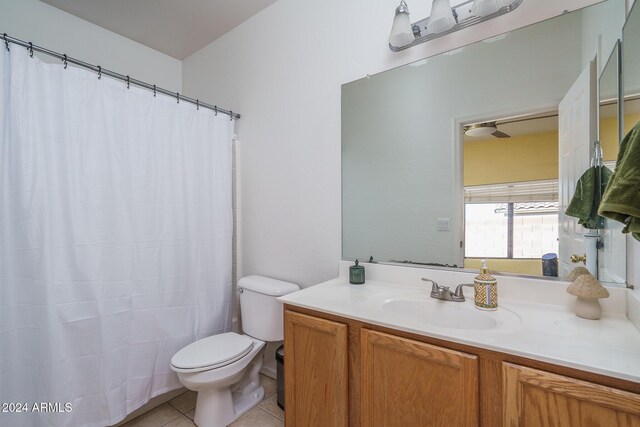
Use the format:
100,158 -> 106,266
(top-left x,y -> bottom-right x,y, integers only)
279,263 -> 640,384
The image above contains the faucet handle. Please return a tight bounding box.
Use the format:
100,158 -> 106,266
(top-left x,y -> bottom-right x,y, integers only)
453,283 -> 475,300
424,278 -> 454,300
421,278 -> 438,292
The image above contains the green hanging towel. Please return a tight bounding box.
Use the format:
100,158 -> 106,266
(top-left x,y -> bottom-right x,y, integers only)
598,122 -> 640,241
566,165 -> 613,229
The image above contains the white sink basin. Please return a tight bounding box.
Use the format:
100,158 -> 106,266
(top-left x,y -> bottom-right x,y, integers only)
382,298 -> 518,330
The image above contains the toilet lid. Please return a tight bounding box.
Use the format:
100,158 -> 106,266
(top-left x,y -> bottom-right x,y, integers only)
171,332 -> 254,372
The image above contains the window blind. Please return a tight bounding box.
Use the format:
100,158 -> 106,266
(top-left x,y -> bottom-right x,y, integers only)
464,179 -> 558,203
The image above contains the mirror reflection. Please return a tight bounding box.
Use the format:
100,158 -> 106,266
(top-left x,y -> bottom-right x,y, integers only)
342,0 -> 627,282
597,41 -> 626,283
462,113 -> 559,276
624,0 -> 640,138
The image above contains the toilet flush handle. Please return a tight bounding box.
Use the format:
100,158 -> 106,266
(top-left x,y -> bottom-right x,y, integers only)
237,287 -> 244,294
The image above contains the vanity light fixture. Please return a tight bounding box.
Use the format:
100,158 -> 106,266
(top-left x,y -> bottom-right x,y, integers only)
388,0 -> 524,51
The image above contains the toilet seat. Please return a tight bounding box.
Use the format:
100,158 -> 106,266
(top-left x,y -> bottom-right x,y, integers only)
171,333 -> 254,373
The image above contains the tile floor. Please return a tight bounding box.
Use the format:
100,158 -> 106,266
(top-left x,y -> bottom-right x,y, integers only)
121,375 -> 283,427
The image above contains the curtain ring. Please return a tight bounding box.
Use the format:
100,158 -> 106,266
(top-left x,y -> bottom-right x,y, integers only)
62,54 -> 68,69
97,65 -> 102,79
3,33 -> 9,52
230,111 -> 233,121
196,99 -> 199,110
153,84 -> 156,97
28,42 -> 33,58
126,75 -> 130,89
176,92 -> 180,103
214,106 -> 218,116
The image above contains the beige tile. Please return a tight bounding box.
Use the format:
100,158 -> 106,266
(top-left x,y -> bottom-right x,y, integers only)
184,408 -> 195,421
229,407 -> 284,427
260,374 -> 277,398
168,391 -> 197,414
258,394 -> 284,421
162,415 -> 196,427
122,403 -> 181,427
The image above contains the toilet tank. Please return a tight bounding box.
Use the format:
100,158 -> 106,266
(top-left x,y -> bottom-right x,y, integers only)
238,275 -> 300,341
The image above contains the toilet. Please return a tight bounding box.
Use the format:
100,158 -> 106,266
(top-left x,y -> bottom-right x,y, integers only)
170,275 -> 300,427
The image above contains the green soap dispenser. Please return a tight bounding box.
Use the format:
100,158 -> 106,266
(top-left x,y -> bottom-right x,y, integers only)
349,259 -> 365,284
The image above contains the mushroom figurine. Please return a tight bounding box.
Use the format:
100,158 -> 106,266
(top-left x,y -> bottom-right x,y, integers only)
566,273 -> 609,320
566,266 -> 591,282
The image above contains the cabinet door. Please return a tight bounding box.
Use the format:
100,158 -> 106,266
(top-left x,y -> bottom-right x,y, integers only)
361,329 -> 478,427
503,363 -> 640,427
284,311 -> 348,427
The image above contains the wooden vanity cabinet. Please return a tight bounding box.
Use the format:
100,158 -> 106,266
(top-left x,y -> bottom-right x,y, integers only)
503,363 -> 640,427
284,309 -> 479,426
284,306 -> 640,427
361,329 -> 478,426
284,311 -> 349,426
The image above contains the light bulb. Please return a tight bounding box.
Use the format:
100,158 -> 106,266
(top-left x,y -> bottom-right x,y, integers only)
428,0 -> 456,34
471,0 -> 502,17
389,1 -> 415,48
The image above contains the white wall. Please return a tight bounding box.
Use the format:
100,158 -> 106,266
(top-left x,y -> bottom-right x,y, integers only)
0,0 -> 182,92
183,0 -> 600,288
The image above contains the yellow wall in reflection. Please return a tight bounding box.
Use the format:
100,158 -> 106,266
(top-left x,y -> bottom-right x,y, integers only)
623,111 -> 640,136
600,115 -> 620,161
464,112 -> 640,189
464,258 -> 543,276
464,131 -> 558,186
600,112 -> 640,161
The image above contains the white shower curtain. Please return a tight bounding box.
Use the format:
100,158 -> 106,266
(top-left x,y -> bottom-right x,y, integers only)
0,47 -> 234,426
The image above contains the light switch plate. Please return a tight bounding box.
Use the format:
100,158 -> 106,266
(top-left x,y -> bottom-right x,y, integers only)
437,218 -> 450,231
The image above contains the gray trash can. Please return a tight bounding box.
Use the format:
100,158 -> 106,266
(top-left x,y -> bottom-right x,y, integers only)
542,253 -> 558,277
276,345 -> 284,410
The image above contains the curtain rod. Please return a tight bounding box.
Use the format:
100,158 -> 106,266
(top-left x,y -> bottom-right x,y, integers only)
1,32 -> 240,120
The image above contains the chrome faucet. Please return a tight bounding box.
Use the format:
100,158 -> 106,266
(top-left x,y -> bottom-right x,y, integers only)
422,278 -> 454,301
422,278 -> 474,302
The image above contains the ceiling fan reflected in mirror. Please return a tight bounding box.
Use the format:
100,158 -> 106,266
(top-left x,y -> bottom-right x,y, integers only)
464,122 -> 511,138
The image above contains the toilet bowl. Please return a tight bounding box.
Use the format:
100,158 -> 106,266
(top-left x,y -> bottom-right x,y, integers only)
172,333 -> 266,427
170,275 -> 300,427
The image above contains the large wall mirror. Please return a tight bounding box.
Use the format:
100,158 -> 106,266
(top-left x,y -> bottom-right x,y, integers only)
623,2 -> 640,154
342,0 -> 628,283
